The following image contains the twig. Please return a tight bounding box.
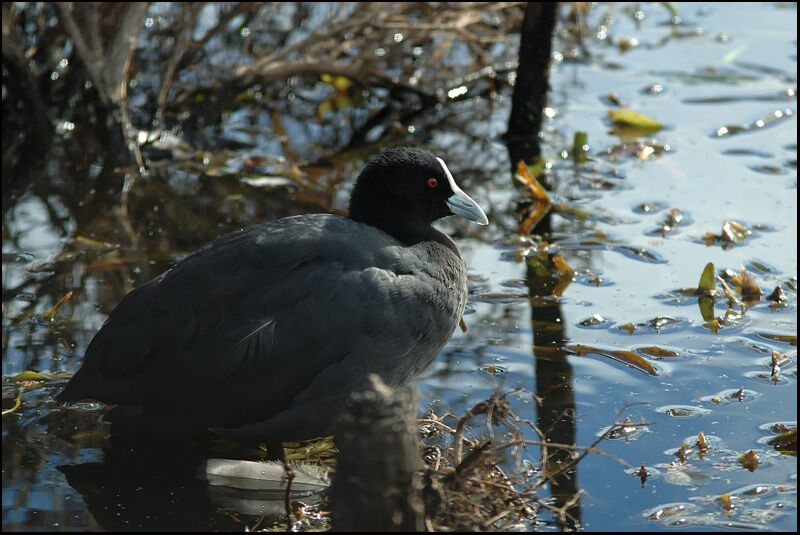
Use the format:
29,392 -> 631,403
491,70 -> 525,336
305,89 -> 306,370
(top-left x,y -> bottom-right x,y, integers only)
175,3 -> 258,72
482,508 -> 512,528
246,515 -> 264,532
538,490 -> 583,526
156,5 -> 198,123
453,394 -> 509,463
417,417 -> 460,437
2,386 -> 24,416
570,402 -> 650,470
281,459 -> 295,530
449,440 -> 493,482
233,6 -> 379,89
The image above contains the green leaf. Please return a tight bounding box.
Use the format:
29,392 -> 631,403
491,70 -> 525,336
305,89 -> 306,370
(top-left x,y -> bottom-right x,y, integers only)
698,262 -> 716,292
9,371 -> 47,382
608,108 -> 663,139
698,295 -> 716,322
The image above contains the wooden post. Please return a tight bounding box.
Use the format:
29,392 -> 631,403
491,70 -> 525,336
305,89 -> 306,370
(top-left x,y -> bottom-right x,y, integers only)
330,374 -> 423,532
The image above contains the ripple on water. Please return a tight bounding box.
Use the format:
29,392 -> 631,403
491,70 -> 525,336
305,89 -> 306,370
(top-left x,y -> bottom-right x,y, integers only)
658,405 -> 712,418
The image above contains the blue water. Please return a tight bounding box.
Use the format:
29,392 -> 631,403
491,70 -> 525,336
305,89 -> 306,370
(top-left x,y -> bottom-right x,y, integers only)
2,2 -> 796,531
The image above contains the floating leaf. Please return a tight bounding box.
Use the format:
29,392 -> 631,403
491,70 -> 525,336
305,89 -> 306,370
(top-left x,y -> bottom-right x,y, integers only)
617,37 -> 639,53
9,371 -> 48,382
643,83 -> 664,95
704,317 -> 720,334
648,316 -> 682,330
635,201 -> 665,214
662,462 -> 709,486
552,255 -> 574,277
515,160 -> 552,234
721,220 -> 750,243
579,314 -> 606,327
770,364 -> 780,385
738,265 -> 762,303
648,207 -> 688,235
515,159 -> 549,200
566,344 -> 658,376
719,493 -> 735,511
608,108 -> 663,138
738,450 -> 759,472
698,295 -> 716,322
767,428 -> 797,454
663,406 -> 706,418
619,322 -> 637,335
552,276 -> 573,297
614,245 -> 666,264
771,350 -> 789,366
768,286 -> 786,302
758,333 -> 797,346
704,220 -> 752,248
636,462 -> 648,487
698,262 -> 716,293
750,165 -> 786,175
675,442 -> 693,462
604,92 -> 623,106
697,431 -> 710,451
638,346 -> 679,358
525,247 -> 555,277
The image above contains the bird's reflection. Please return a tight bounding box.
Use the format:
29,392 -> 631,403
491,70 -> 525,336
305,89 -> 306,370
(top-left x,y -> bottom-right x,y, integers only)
58,440 -> 290,531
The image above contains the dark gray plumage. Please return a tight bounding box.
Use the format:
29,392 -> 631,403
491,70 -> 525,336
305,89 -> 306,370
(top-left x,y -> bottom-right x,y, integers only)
56,146 -> 488,443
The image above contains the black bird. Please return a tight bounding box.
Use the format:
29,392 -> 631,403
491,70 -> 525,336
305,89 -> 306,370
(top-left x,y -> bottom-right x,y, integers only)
57,146 -> 488,447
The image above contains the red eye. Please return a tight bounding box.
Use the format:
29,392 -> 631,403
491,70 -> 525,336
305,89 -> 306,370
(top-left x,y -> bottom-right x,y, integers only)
427,178 -> 438,188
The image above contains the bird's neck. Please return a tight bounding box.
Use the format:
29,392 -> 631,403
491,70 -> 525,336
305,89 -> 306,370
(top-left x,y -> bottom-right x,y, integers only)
349,208 -> 459,255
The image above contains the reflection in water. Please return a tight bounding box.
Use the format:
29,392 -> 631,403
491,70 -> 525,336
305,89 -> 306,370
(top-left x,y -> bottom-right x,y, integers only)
4,2 -> 797,532
58,446 -> 245,531
507,3 -> 581,528
527,262 -> 582,531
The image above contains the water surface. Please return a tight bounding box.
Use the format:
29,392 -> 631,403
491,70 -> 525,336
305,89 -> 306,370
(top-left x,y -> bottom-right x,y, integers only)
2,2 -> 796,531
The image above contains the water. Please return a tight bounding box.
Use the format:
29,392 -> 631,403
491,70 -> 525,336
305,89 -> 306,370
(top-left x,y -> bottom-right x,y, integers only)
2,2 -> 796,531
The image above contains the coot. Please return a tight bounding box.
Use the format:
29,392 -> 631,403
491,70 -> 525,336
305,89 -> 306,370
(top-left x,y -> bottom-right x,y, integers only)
57,146 -> 487,445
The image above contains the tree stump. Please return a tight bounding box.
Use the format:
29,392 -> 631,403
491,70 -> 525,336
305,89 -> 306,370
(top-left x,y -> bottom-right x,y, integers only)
330,374 -> 423,532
